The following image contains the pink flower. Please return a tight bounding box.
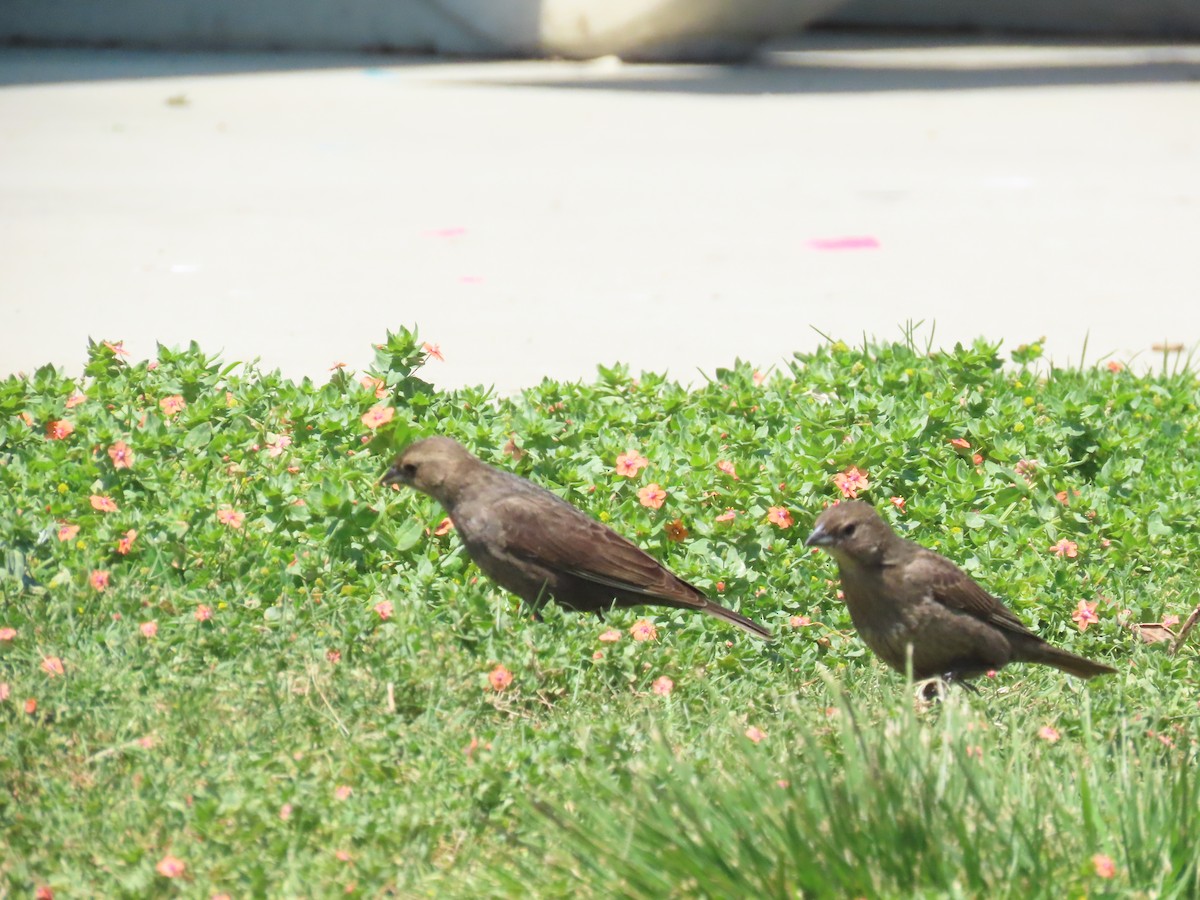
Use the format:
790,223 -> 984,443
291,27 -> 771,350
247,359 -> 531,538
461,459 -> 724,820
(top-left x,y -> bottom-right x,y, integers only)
716,460 -> 738,479
599,629 -> 621,643
155,856 -> 185,879
108,441 -> 134,469
334,784 -> 353,801
374,601 -> 394,620
361,405 -> 395,429
832,466 -> 869,499
630,620 -> 658,642
745,726 -> 766,744
116,529 -> 137,555
0,627 -> 17,642
89,570 -> 110,592
42,656 -> 65,677
949,438 -> 971,450
651,676 -> 674,696
422,342 -> 445,362
1051,539 -> 1079,558
615,452 -> 649,478
752,370 -> 766,386
714,509 -> 737,523
279,803 -> 293,821
102,340 -> 130,357
1072,600 -> 1100,631
194,605 -> 213,622
326,649 -> 341,664
637,483 -> 667,509
488,664 -> 513,691
216,508 -> 245,529
1106,361 -> 1124,373
57,524 -> 80,542
0,683 -> 9,702
65,391 -> 87,409
1162,614 -> 1180,627
1038,726 -> 1061,743
767,506 -> 793,529
140,621 -> 158,638
1092,854 -> 1116,879
90,495 -> 118,513
159,395 -> 186,418
266,434 -> 292,457
45,420 -> 74,440
789,615 -> 811,628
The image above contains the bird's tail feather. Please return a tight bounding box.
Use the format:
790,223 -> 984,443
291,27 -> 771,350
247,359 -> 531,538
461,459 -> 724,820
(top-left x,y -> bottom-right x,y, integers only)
701,601 -> 773,641
1020,641 -> 1115,679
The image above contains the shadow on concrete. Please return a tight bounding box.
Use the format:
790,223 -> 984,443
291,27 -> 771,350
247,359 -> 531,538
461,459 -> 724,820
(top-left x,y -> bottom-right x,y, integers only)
0,46 -> 453,87
463,55 -> 1200,95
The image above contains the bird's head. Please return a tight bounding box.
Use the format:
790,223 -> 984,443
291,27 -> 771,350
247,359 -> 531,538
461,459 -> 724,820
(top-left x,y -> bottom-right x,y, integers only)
381,436 -> 476,504
804,500 -> 892,566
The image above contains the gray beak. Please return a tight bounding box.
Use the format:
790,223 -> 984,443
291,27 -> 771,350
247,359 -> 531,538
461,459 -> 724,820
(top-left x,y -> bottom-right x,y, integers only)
380,462 -> 408,487
805,524 -> 832,548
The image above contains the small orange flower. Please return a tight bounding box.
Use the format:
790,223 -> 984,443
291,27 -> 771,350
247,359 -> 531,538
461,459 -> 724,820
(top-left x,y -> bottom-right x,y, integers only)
890,496 -> 906,512
194,605 -> 213,622
651,676 -> 674,696
334,785 -> 353,801
65,390 -> 87,409
488,664 -> 513,691
1051,539 -> 1079,558
42,656 -> 65,677
1038,725 -> 1061,743
949,438 -> 971,450
630,620 -> 658,642
751,370 -> 766,386
266,434 -> 292,458
326,649 -> 341,664
716,460 -> 738,479
374,601 -> 394,620
217,508 -> 245,529
140,621 -> 158,638
102,340 -> 130,357
25,698 -> 38,714
422,342 -> 445,362
108,440 -> 134,469
1092,854 -> 1116,879
767,506 -> 793,529
35,887 -> 53,900
18,411 -> 34,427
433,517 -> 454,536
0,683 -> 9,701
1072,600 -> 1100,631
361,405 -> 395,429
57,523 -> 80,542
90,495 -> 118,513
0,627 -> 17,641
972,453 -> 984,466
1106,361 -> 1124,373
359,375 -> 388,399
832,466 -> 869,499
598,629 -> 621,643
329,361 -> 348,370
1162,614 -> 1180,627
155,856 -> 186,878
637,483 -> 667,509
45,420 -> 74,440
159,395 -> 186,418
116,529 -> 137,555
745,726 -> 766,744
665,519 -> 689,542
714,509 -> 737,523
789,615 -> 811,628
615,452 -> 649,478
89,570 -> 110,592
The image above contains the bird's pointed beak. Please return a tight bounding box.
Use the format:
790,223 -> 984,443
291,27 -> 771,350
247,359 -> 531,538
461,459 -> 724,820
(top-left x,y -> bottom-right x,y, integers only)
805,524 -> 832,548
380,461 -> 406,487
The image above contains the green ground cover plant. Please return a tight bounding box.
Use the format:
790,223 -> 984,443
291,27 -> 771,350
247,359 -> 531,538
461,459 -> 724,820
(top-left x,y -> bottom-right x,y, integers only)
1,328 -> 1196,898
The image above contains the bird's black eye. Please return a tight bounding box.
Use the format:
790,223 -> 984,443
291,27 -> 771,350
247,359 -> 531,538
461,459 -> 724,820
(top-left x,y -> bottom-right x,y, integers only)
842,522 -> 858,537
402,462 -> 418,477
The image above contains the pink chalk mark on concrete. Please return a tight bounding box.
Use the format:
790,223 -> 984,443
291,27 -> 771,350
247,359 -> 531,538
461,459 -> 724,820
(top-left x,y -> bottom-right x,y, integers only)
459,275 -> 484,285
426,227 -> 468,238
806,236 -> 880,251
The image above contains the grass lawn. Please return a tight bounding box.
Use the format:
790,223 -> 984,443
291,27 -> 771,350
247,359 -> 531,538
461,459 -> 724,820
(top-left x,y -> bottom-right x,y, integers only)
1,329 -> 1196,898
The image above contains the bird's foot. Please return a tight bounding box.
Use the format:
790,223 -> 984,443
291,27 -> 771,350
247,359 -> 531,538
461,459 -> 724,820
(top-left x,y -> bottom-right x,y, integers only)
914,672 -> 979,702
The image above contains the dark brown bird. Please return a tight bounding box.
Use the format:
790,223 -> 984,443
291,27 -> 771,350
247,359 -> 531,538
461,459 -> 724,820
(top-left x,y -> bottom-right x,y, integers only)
381,437 -> 771,640
805,500 -> 1115,686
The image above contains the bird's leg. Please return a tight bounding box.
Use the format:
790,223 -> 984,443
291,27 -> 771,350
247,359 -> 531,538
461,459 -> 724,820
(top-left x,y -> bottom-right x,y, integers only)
943,671 -> 980,694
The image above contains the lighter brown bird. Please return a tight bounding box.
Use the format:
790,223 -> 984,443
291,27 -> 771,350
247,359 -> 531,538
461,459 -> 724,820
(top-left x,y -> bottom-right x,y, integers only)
382,437 -> 771,640
806,500 -> 1115,686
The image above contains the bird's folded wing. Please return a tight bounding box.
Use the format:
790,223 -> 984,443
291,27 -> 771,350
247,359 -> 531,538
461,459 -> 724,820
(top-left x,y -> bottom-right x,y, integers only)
907,552 -> 1034,636
495,494 -> 705,608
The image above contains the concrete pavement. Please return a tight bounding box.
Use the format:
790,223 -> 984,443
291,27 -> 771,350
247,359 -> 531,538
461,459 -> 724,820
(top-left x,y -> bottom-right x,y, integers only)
2,37 -> 1199,392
